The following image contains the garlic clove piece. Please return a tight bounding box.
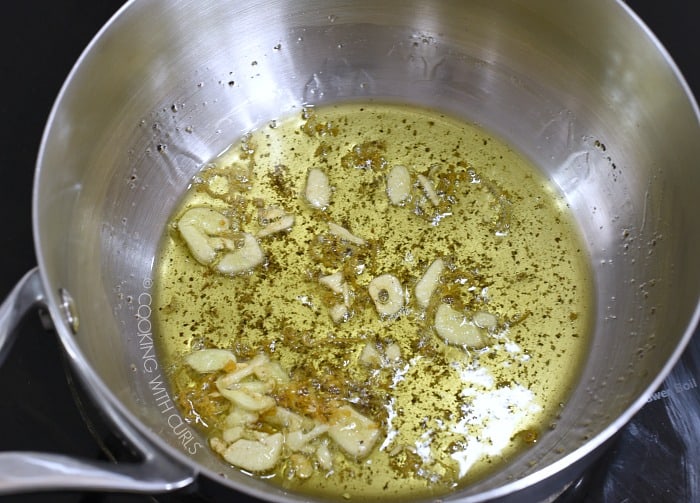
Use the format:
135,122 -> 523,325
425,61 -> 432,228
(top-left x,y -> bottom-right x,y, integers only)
328,222 -> 366,246
359,342 -> 382,366
265,407 -> 313,431
385,343 -> 402,362
222,425 -> 245,443
329,303 -> 350,324
218,384 -> 276,412
177,207 -> 231,265
257,214 -> 295,238
434,304 -> 487,348
328,406 -> 380,459
473,311 -> 498,329
224,408 -> 259,427
286,424 -> 330,452
386,165 -> 411,205
415,258 -> 445,309
184,348 -> 236,373
179,207 -> 230,234
319,271 -> 345,294
368,274 -> 404,317
305,167 -> 331,209
222,433 -> 283,472
417,174 -> 440,206
316,441 -> 334,470
215,233 -> 264,274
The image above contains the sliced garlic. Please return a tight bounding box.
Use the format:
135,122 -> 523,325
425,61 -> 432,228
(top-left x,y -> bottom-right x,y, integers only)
328,222 -> 366,246
286,424 -> 330,452
289,453 -> 314,479
329,303 -> 349,324
415,258 -> 445,309
253,360 -> 290,385
385,343 -> 402,362
328,406 -> 380,459
417,174 -> 440,206
305,167 -> 331,209
215,232 -> 264,274
178,207 -> 230,265
218,383 -> 276,412
386,165 -> 411,205
473,311 -> 498,329
319,271 -> 345,295
257,214 -> 295,237
316,441 -> 334,470
222,425 -> 244,443
258,205 -> 287,222
341,282 -> 352,307
225,408 -> 259,427
265,407 -> 313,431
222,432 -> 283,472
359,342 -> 382,366
434,304 -> 487,348
218,353 -> 269,386
184,348 -> 236,373
368,274 -> 404,317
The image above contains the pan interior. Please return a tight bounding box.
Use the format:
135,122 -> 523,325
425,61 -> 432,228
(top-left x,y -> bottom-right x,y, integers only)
152,101 -> 593,500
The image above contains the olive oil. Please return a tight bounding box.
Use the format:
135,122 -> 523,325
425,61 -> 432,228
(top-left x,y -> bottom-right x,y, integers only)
154,103 -> 592,500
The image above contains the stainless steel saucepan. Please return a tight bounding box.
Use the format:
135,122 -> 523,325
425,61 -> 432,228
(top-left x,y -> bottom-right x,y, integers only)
0,0 -> 698,501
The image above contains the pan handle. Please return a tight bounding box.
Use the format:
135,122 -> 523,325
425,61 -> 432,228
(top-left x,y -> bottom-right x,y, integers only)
0,268 -> 196,494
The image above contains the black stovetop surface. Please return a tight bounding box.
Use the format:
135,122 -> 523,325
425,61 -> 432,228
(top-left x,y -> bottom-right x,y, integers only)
0,1 -> 698,502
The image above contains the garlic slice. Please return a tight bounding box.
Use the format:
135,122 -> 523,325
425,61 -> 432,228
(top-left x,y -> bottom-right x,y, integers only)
316,442 -> 333,470
265,407 -> 313,431
417,174 -> 440,206
319,271 -> 345,294
215,232 -> 264,274
385,343 -> 402,362
253,360 -> 290,384
386,165 -> 411,205
328,222 -> 366,245
434,304 -> 487,348
305,167 -> 331,209
217,354 -> 270,387
222,425 -> 245,443
218,382 -> 276,412
329,303 -> 349,324
178,207 -> 230,265
257,214 -> 295,238
222,433 -> 283,472
368,274 -> 404,317
415,258 -> 444,309
184,348 -> 236,373
286,424 -> 330,452
224,408 -> 259,427
328,406 -> 380,459
359,343 -> 382,366
473,311 -> 498,329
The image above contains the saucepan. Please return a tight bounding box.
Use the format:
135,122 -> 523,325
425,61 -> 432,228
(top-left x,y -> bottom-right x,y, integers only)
0,0 -> 698,501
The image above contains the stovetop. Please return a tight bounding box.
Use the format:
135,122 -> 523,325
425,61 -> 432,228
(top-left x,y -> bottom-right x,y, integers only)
0,1 -> 697,502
